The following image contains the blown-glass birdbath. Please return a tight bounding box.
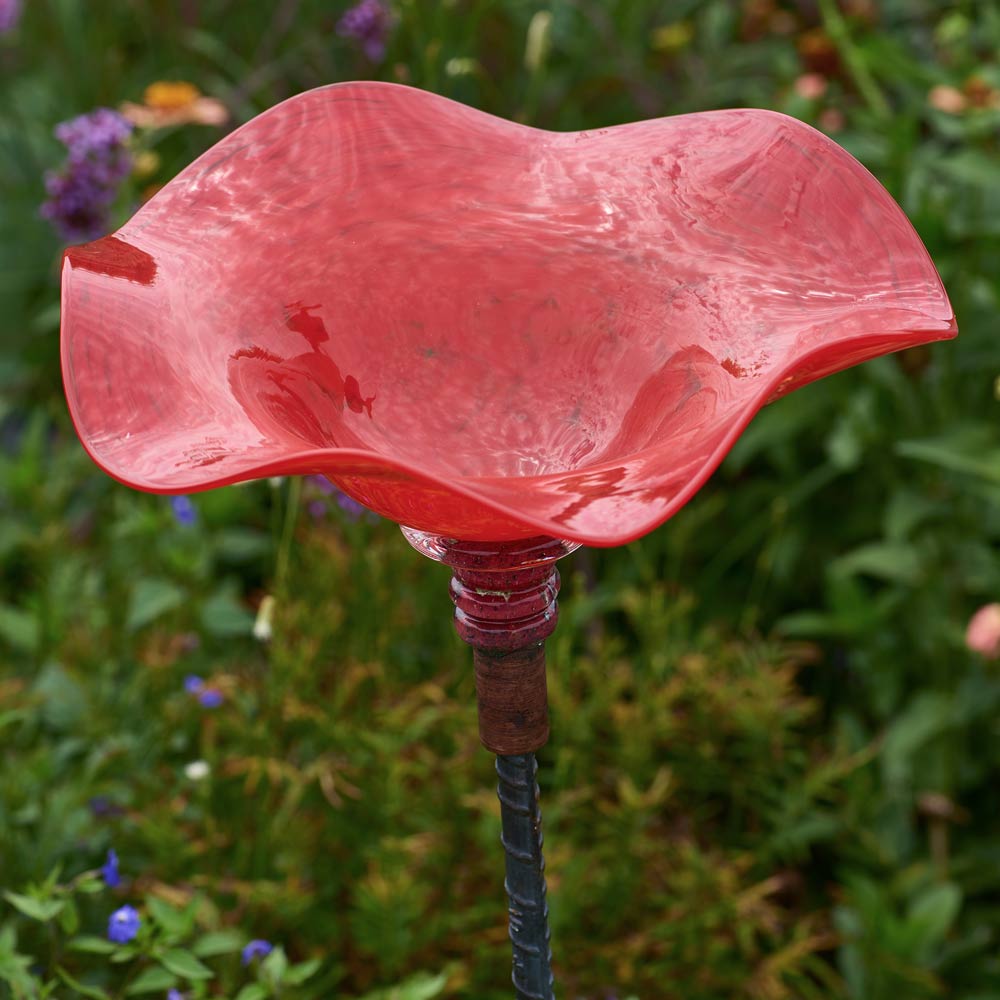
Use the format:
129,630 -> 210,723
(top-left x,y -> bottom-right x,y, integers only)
61,82 -> 955,997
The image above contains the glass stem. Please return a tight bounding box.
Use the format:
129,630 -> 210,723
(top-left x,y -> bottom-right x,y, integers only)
496,752 -> 554,1000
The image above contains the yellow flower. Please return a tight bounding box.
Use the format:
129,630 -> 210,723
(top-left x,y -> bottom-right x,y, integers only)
144,80 -> 202,110
132,149 -> 161,179
651,21 -> 694,53
121,80 -> 229,129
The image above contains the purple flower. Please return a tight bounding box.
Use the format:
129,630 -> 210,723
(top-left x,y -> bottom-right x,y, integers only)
166,990 -> 184,1000
101,849 -> 121,888
107,904 -> 141,944
307,475 -> 377,522
184,675 -> 223,707
170,495 -> 197,526
40,168 -> 116,243
177,632 -> 201,653
55,108 -> 133,161
337,0 -> 392,62
197,688 -> 224,709
336,491 -> 366,520
308,474 -> 336,496
0,0 -> 21,34
41,108 -> 134,242
241,939 -> 273,965
89,796 -> 125,819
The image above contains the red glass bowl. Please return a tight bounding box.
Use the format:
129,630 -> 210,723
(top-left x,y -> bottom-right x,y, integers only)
61,82 -> 955,546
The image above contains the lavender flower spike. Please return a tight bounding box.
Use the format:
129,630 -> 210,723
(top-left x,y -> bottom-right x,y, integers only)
337,0 -> 392,62
0,0 -> 22,34
41,107 -> 134,242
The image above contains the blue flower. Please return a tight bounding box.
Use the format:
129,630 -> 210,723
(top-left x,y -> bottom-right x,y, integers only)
241,939 -> 273,965
197,688 -> 224,709
166,990 -> 184,1000
101,849 -> 121,888
107,904 -> 141,944
170,495 -> 197,526
184,675 -> 223,708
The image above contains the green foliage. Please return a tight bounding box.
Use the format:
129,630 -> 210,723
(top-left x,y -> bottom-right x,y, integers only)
4,0 -> 1000,997
0,866 -> 320,998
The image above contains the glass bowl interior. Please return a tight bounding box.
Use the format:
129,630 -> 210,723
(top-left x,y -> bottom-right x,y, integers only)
61,82 -> 955,544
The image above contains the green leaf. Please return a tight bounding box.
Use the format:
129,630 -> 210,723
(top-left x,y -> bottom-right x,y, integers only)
0,954 -> 36,994
126,965 -> 179,995
68,935 -> 117,954
77,876 -> 106,895
159,947 -> 213,981
0,603 -> 39,653
33,662 -> 87,730
145,895 -> 195,938
0,925 -> 35,993
41,866 -> 63,894
192,929 -> 245,957
3,891 -> 65,923
776,611 -> 854,639
261,944 -> 288,985
831,541 -> 922,585
59,898 -> 80,935
935,150 -> 1000,188
200,585 -> 255,637
397,972 -> 449,1000
284,957 -> 322,985
234,985 -> 268,1000
357,971 -> 450,1000
126,578 -> 186,631
882,692 -> 953,789
56,966 -> 111,999
897,431 -> 1000,484
0,518 -> 29,561
214,528 -> 272,562
883,489 -> 940,543
907,882 -> 962,956
0,709 -> 27,734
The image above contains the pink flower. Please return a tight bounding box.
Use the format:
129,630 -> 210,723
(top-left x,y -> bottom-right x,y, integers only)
965,603 -> 1000,658
794,73 -> 828,100
928,84 -> 967,115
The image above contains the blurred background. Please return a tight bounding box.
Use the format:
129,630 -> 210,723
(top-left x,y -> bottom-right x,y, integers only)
2,1 -> 1000,998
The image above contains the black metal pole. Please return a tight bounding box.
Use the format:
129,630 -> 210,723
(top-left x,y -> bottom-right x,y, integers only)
496,753 -> 554,1000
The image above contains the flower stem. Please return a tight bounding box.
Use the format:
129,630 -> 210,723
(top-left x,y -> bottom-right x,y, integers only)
274,477 -> 302,594
817,0 -> 891,120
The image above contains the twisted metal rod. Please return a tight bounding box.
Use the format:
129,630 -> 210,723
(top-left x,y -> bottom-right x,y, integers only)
496,753 -> 555,1000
